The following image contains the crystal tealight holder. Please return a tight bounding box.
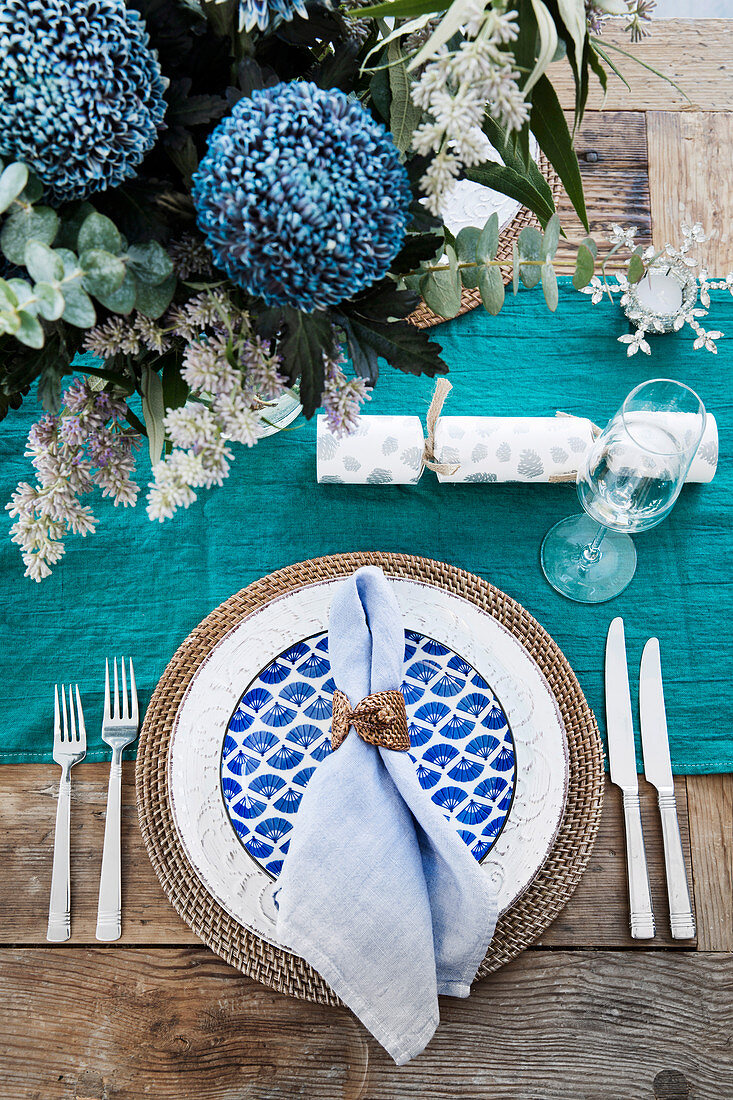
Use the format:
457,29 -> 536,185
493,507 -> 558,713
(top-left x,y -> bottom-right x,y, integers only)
622,255 -> 698,334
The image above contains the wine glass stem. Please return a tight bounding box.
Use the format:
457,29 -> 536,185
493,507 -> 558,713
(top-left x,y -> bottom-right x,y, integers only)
580,525 -> 607,570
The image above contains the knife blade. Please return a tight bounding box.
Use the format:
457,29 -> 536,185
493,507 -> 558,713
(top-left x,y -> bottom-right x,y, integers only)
640,638 -> 696,939
605,617 -> 655,939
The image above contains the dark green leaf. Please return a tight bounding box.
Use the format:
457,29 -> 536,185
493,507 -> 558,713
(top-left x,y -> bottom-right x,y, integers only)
52,202 -> 95,251
94,268 -> 137,315
590,40 -> 631,92
162,356 -> 190,413
480,114 -> 556,213
464,162 -> 556,229
18,172 -> 43,205
134,273 -> 176,319
335,314 -> 447,379
279,308 -> 335,417
351,0 -> 447,18
336,315 -> 380,385
391,231 -> 443,275
1,206 -> 59,265
37,363 -> 65,413
347,281 -> 419,322
588,44 -> 608,95
127,241 -> 175,286
369,64 -> 391,123
530,75 -> 589,231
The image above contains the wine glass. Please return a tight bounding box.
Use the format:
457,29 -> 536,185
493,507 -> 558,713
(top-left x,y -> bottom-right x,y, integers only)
541,379 -> 706,604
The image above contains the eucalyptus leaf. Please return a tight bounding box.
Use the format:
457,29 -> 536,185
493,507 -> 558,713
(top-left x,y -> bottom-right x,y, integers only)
0,309 -> 21,336
580,235 -> 597,258
34,282 -> 65,321
141,366 -> 166,464
0,162 -> 28,215
478,265 -> 505,316
62,286 -> 96,328
420,245 -> 462,318
518,226 -> 542,288
627,253 -> 645,283
455,227 -> 481,288
77,211 -> 122,255
512,241 -> 520,295
24,240 -> 64,284
6,277 -> 34,307
0,206 -> 59,265
94,267 -> 137,315
15,310 -> 44,349
18,172 -> 43,204
541,263 -> 559,310
541,214 -> 561,259
572,242 -> 595,288
80,249 -> 126,297
477,212 -> 499,263
134,273 -> 176,319
0,277 -> 18,310
127,241 -> 175,287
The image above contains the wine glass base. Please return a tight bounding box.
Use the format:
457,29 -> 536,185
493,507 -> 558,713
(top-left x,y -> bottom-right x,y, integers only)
541,514 -> 637,604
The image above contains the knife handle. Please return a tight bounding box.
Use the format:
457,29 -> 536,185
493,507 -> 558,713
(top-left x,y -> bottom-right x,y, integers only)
658,790 -> 696,940
621,791 -> 655,939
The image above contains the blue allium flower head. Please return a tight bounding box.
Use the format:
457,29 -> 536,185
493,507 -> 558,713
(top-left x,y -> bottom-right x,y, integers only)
192,83 -> 412,312
0,0 -> 168,203
237,0 -> 309,33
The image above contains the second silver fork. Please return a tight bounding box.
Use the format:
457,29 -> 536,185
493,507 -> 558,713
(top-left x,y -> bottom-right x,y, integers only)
96,658 -> 139,941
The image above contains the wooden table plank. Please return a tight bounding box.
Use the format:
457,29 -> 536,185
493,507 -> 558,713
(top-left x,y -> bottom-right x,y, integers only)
0,764 -> 694,949
647,112 -> 733,273
550,21 -> 733,113
555,110 -> 651,270
1,947 -> 730,1099
687,774 -> 733,952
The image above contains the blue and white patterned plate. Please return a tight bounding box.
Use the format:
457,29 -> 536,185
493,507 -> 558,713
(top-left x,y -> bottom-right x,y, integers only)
220,630 -> 516,878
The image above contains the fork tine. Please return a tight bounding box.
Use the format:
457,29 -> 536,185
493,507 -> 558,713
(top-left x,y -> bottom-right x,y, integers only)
129,658 -> 138,724
121,658 -> 129,720
75,685 -> 86,747
104,658 -> 111,721
68,685 -> 77,741
54,685 -> 60,742
61,684 -> 69,742
113,658 -> 120,720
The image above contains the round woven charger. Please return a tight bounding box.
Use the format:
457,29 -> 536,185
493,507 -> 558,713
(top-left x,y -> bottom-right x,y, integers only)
136,552 -> 604,1006
409,153 -> 562,329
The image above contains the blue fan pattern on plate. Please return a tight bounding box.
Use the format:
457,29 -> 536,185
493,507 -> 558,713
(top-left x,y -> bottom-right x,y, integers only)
220,631 -> 515,876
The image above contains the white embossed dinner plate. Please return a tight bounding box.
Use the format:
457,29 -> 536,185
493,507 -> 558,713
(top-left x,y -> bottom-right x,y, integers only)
167,576 -> 569,950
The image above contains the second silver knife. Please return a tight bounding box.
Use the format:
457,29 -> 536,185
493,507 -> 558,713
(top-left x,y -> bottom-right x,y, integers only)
640,637 -> 695,940
606,617 -> 655,939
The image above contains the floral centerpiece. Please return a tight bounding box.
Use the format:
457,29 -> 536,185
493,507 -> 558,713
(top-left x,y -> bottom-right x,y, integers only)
0,0 -> 659,578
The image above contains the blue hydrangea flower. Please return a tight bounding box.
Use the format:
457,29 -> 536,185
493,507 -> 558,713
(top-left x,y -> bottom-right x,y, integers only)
0,0 -> 167,203
237,0 -> 308,33
192,83 -> 412,312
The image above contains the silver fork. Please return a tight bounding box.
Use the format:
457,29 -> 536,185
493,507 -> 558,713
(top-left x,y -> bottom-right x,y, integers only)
47,685 -> 86,942
96,658 -> 139,941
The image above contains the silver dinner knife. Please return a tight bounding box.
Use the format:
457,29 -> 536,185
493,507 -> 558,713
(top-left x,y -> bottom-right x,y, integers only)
640,638 -> 696,939
606,617 -> 655,939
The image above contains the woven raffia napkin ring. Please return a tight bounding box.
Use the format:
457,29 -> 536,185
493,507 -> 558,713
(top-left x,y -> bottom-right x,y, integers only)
331,689 -> 410,752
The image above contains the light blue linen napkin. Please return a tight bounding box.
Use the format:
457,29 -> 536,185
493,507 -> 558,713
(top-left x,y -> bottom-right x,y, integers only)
275,566 -> 497,1064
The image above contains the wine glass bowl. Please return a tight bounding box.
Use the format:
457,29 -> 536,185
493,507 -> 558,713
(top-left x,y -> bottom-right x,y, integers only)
542,380 -> 706,604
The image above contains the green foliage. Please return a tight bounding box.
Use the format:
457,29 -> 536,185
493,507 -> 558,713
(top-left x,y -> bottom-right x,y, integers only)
0,158 -> 178,356
573,236 -> 596,289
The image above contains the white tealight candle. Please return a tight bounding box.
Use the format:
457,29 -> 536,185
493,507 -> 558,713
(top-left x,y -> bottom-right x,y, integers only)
634,270 -> 683,314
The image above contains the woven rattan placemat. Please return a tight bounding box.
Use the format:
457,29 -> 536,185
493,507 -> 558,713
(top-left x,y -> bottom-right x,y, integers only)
410,154 -> 562,329
136,552 -> 604,1005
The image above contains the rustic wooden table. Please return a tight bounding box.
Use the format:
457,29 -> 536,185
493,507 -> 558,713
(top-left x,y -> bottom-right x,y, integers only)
1,20 -> 732,1100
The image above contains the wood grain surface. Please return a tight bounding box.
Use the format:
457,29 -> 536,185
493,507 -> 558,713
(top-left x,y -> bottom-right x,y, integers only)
0,947 -> 730,1100
0,764 -> 695,950
550,21 -> 733,112
687,774 -> 733,952
648,112 -> 733,272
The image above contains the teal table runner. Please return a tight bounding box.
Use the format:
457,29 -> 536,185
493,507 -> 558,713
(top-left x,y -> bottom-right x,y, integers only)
1,278 -> 730,772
